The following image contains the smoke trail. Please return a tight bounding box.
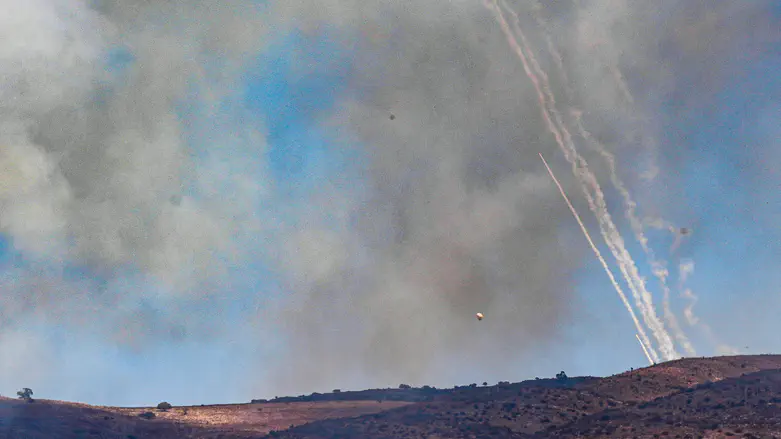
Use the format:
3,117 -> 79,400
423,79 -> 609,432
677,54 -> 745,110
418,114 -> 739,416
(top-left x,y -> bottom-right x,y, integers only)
678,259 -> 738,354
645,219 -> 688,255
487,0 -> 679,360
669,226 -> 692,255
526,0 -> 576,102
652,221 -> 704,335
570,0 -> 636,107
678,259 -> 698,326
540,153 -> 659,363
573,114 -> 696,356
524,1 -> 695,356
636,333 -> 654,365
500,0 -> 681,360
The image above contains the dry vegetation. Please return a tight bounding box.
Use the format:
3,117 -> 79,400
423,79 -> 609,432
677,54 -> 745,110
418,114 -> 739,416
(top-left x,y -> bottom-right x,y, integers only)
269,355 -> 781,439
111,400 -> 411,435
0,398 -> 409,438
3,355 -> 781,438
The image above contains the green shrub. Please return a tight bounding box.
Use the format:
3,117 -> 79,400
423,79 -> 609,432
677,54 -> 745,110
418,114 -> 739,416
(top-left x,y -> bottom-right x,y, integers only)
16,388 -> 33,403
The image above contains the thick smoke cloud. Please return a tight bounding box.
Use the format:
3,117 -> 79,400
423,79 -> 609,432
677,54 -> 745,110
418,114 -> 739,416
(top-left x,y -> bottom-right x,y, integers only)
0,1 -> 277,391
263,2 -> 585,392
0,0 -> 779,402
261,0 -> 781,393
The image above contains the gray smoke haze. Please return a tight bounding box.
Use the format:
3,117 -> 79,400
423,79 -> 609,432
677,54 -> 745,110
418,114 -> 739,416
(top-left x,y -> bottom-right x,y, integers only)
262,2 -> 584,392
0,0 -> 270,318
260,0 -> 781,393
1,0 -> 780,403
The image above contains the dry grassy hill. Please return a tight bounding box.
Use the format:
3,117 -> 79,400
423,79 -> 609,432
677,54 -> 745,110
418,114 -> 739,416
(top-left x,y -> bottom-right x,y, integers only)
267,355 -> 781,439
0,397 -> 409,438
2,355 -> 781,438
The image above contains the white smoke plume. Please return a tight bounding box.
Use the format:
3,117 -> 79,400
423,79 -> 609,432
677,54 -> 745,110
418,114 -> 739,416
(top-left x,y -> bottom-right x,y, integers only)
486,0 -> 678,360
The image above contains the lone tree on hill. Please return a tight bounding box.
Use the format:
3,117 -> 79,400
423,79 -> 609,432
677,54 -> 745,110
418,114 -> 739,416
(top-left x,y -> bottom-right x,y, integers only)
556,371 -> 568,382
157,401 -> 172,411
16,388 -> 33,402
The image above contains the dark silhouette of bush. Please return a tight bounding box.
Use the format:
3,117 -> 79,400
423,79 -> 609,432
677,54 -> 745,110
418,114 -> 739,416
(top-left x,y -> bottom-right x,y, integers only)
399,384 -> 411,389
16,388 -> 33,403
138,411 -> 155,419
556,371 -> 568,382
156,401 -> 172,411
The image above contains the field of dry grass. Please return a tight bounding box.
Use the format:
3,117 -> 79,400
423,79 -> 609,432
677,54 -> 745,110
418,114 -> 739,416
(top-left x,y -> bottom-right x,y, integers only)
0,398 -> 409,438
109,400 -> 411,435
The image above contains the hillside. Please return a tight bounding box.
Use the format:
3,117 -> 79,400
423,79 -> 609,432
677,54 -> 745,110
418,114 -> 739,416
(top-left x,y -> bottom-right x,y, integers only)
266,355 -> 781,439
1,355 -> 781,438
0,398 -> 409,438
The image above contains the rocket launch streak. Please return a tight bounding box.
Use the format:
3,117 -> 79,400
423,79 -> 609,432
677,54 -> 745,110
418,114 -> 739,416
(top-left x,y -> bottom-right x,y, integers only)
539,152 -> 658,364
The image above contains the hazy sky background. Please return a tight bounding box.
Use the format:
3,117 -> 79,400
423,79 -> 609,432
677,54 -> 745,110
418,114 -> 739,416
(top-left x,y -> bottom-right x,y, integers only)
0,0 -> 780,406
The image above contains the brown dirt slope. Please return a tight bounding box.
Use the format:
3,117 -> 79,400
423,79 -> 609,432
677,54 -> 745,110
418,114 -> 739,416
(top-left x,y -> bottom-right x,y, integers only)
538,368 -> 781,438
586,355 -> 781,402
0,398 -> 410,438
266,355 -> 781,439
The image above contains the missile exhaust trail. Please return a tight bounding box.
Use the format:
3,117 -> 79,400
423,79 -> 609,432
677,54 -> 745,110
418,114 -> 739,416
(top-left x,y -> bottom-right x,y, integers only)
636,333 -> 655,366
539,152 -> 659,363
486,0 -> 677,361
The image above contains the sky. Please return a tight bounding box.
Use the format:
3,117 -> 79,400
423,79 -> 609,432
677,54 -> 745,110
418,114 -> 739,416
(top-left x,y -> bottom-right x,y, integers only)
0,0 -> 780,407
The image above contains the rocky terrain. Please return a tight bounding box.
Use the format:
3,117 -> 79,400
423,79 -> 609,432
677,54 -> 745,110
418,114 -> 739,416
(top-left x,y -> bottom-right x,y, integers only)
2,355 -> 781,438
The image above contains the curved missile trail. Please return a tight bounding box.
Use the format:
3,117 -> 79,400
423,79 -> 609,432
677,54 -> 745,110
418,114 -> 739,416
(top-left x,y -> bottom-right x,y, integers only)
540,153 -> 659,364
678,260 -> 738,354
486,0 -> 678,360
678,260 -> 699,326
